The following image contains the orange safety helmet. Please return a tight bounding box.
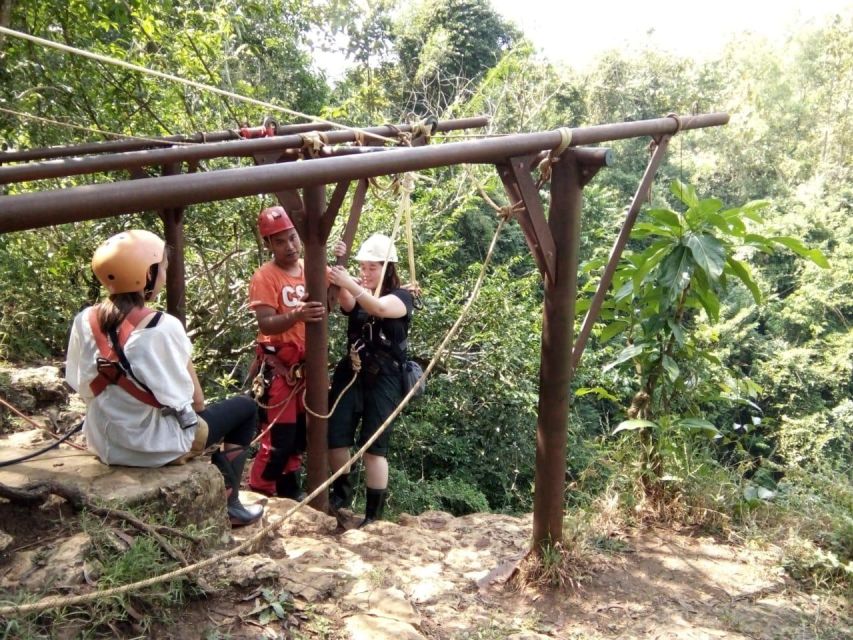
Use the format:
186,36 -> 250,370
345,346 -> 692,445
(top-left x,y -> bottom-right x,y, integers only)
257,206 -> 295,238
91,229 -> 165,295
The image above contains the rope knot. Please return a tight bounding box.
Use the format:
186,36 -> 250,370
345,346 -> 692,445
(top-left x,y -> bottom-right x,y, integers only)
537,126 -> 573,187
300,131 -> 329,157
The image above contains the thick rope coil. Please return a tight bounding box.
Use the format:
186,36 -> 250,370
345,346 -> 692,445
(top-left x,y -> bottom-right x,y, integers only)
409,118 -> 434,143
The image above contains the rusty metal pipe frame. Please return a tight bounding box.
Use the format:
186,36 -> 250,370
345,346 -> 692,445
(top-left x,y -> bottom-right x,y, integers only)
0,113 -> 729,233
0,117 -> 490,184
0,122 -> 331,164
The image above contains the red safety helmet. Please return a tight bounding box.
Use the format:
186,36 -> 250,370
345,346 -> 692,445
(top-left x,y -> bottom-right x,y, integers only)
257,206 -> 294,238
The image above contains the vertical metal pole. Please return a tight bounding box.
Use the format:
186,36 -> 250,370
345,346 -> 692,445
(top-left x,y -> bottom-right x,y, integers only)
532,151 -> 582,549
302,184 -> 330,512
160,164 -> 186,325
162,208 -> 186,324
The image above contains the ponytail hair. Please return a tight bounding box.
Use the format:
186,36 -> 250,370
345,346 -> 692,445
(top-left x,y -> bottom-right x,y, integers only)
97,262 -> 159,333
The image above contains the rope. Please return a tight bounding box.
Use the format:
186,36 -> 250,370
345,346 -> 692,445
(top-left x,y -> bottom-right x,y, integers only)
537,126 -> 573,187
302,373 -> 356,420
666,112 -> 684,134
0,187 -> 510,619
0,26 -> 395,145
0,106 -> 195,147
373,172 -> 411,296
302,344 -> 361,420
249,382 -> 304,448
404,177 -> 418,291
409,118 -> 434,142
470,169 -> 525,221
0,395 -> 86,451
0,422 -> 84,468
299,131 -> 329,157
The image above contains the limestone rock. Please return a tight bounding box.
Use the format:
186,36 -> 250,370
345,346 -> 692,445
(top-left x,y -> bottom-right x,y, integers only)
342,584 -> 421,626
0,532 -> 91,591
0,447 -> 229,533
1,365 -> 68,413
344,613 -> 426,640
275,539 -> 359,601
210,553 -> 282,587
0,529 -> 12,552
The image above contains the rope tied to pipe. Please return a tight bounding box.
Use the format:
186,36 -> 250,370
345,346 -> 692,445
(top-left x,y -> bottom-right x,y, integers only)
299,131 -> 329,157
537,126 -> 573,187
408,117 -> 437,144
666,112 -> 683,134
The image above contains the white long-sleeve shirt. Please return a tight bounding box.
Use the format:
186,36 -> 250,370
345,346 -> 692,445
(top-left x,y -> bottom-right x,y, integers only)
66,306 -> 197,467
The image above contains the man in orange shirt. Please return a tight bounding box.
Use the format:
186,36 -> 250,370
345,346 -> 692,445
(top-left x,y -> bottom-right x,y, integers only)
247,206 -> 325,499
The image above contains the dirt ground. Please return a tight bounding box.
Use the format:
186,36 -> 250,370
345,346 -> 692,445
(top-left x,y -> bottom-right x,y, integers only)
5,496 -> 848,640
187,524 -> 850,640
1,460 -> 851,638
0,364 -> 849,639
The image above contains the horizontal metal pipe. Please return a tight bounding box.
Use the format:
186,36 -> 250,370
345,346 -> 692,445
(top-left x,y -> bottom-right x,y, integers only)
0,113 -> 728,233
0,117 -> 490,184
0,122 -> 330,164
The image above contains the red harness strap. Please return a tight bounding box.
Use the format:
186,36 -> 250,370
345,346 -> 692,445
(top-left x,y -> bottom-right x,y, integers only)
88,305 -> 163,408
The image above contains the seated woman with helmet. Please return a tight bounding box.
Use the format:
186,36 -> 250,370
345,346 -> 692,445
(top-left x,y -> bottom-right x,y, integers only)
65,229 -> 263,526
326,233 -> 415,527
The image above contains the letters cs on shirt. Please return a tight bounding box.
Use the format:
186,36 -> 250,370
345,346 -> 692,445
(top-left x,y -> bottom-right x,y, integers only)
282,285 -> 305,307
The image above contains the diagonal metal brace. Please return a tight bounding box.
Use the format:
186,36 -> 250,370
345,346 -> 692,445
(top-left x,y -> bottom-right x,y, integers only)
570,135 -> 672,372
496,156 -> 557,283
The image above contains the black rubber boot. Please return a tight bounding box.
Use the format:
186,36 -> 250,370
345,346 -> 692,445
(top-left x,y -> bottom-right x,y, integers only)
358,487 -> 387,528
212,447 -> 264,527
330,472 -> 354,510
276,471 -> 307,501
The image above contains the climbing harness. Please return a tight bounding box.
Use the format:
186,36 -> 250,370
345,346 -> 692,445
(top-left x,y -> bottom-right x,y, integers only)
88,305 -> 163,408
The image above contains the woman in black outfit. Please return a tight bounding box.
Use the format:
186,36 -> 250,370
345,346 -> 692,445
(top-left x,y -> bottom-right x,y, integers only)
326,234 -> 414,527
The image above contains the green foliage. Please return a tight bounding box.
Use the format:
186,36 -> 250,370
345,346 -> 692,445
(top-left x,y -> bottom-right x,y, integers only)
245,588 -> 295,627
394,0 -> 519,112
594,180 -> 825,494
389,469 -> 490,516
0,0 -> 851,606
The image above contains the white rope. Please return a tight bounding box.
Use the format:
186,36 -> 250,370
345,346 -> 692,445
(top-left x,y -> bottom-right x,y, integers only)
0,26 -> 394,145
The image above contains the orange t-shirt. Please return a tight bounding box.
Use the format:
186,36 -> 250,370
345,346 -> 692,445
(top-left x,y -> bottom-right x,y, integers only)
248,260 -> 306,347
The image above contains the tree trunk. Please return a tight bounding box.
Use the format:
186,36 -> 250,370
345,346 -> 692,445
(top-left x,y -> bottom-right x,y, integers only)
0,1 -> 13,43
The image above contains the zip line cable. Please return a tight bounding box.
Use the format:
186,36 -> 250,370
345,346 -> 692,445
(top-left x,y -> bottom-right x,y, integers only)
0,106 -> 195,147
0,26 -> 395,145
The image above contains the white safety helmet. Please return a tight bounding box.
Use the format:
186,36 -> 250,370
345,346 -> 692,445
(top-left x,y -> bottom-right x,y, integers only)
354,233 -> 398,263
